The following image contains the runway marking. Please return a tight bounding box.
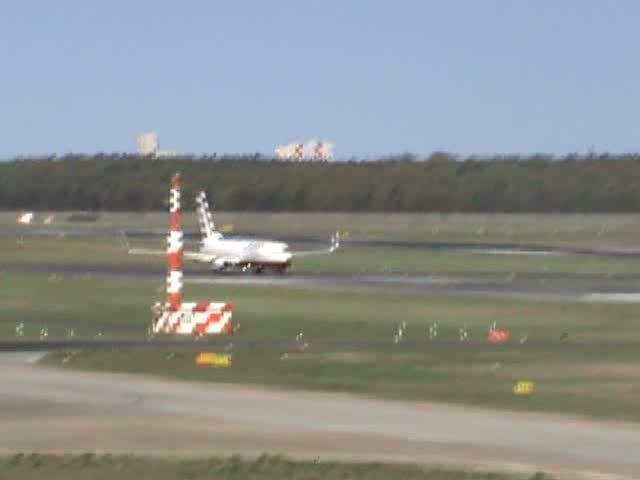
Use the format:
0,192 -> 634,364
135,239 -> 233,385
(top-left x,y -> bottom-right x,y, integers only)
468,248 -> 565,256
581,293 -> 640,303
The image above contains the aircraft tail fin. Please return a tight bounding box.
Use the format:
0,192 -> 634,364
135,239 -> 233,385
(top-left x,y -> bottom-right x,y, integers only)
195,191 -> 216,239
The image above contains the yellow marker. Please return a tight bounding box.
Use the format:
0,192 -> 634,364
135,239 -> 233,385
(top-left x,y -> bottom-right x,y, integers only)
221,224 -> 234,233
477,226 -> 489,237
514,381 -> 535,395
195,353 -> 232,367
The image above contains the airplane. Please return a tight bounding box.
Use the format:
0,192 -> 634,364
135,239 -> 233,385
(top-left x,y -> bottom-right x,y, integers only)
126,190 -> 339,274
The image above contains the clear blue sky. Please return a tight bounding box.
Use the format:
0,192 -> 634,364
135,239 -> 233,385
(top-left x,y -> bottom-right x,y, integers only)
1,0 -> 638,159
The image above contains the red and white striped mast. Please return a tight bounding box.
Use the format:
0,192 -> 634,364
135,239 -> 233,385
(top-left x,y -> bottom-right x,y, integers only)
167,172 -> 184,310
151,172 -> 235,336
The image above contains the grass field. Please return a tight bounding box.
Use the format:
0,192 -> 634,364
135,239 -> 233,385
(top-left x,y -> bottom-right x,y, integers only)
2,212 -> 640,423
4,211 -> 640,247
0,454 -> 552,480
3,273 -> 640,422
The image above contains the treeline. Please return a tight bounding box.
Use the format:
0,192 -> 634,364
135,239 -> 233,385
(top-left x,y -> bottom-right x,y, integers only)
2,153 -> 640,212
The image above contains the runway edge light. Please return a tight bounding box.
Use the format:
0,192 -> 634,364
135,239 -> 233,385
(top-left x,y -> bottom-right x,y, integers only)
150,172 -> 236,336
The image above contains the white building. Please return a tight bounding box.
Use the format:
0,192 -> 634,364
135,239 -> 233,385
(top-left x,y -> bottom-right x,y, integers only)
275,140 -> 333,161
313,141 -> 332,162
155,149 -> 177,158
137,132 -> 159,156
136,132 -> 177,158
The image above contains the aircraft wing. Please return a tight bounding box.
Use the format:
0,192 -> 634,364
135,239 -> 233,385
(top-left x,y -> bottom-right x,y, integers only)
184,251 -> 215,262
126,247 -> 165,256
126,247 -> 214,262
291,232 -> 340,257
121,232 -> 214,262
126,247 -> 213,262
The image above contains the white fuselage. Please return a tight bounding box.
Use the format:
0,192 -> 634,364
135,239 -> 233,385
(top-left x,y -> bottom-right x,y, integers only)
200,233 -> 293,270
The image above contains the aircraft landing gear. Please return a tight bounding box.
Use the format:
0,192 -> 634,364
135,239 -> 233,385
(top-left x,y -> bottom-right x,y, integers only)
276,265 -> 289,275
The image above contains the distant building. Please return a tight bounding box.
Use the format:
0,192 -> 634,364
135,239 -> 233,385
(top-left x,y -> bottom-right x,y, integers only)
313,141 -> 332,162
155,149 -> 177,158
17,212 -> 34,224
275,140 -> 333,162
275,143 -> 298,160
136,132 -> 177,158
137,132 -> 159,156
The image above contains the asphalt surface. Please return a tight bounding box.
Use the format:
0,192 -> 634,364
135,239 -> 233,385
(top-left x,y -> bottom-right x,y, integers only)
5,262 -> 640,303
1,359 -> 639,479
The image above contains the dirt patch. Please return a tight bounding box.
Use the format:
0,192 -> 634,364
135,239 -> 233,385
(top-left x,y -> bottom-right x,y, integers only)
436,362 -> 640,381
432,363 -> 512,377
579,363 -> 640,378
0,299 -> 34,310
389,353 -> 432,362
282,352 -> 377,364
514,362 -> 640,381
284,352 -> 430,364
552,381 -> 640,396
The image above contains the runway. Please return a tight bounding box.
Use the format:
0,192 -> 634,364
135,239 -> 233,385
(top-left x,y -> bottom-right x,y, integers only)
1,359 -> 639,479
9,226 -> 640,257
5,262 -> 640,303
